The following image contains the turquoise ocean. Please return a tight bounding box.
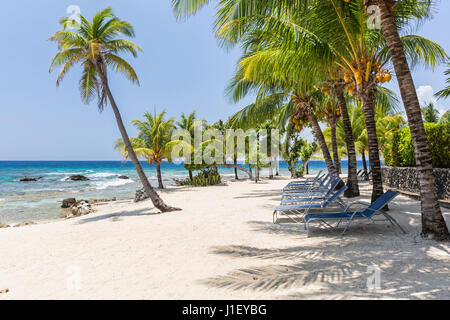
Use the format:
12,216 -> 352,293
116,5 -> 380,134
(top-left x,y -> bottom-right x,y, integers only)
0,160 -> 366,223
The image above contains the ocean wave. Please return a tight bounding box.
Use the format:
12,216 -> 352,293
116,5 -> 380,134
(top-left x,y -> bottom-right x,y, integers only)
93,178 -> 134,190
87,172 -> 120,178
46,171 -> 92,176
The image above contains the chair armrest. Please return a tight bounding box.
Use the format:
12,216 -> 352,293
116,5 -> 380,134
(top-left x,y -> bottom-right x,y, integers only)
344,201 -> 370,213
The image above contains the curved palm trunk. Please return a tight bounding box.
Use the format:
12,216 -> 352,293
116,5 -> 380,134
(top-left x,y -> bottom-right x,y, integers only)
188,170 -> 193,181
97,67 -> 179,212
334,84 -> 360,197
308,114 -> 343,189
359,87 -> 384,203
156,162 -> 164,189
377,1 -> 449,239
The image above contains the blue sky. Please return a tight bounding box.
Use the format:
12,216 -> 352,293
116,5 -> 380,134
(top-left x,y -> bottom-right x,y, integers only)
0,0 -> 448,160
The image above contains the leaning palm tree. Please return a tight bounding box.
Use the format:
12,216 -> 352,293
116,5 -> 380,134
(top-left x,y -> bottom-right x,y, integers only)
115,110 -> 176,189
49,7 -> 179,212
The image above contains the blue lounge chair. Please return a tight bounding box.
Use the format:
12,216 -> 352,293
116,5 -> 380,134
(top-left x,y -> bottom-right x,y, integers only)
283,175 -> 338,197
282,178 -> 342,204
285,170 -> 323,187
283,172 -> 326,191
304,190 -> 406,236
273,185 -> 348,224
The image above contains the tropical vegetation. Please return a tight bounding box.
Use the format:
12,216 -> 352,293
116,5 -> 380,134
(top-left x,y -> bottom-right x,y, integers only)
172,0 -> 450,240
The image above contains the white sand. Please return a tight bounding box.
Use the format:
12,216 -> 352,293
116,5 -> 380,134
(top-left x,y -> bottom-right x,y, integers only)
0,176 -> 449,300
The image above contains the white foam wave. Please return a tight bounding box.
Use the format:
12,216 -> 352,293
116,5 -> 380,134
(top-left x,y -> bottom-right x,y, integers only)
46,171 -> 90,176
93,178 -> 134,190
87,172 -> 119,178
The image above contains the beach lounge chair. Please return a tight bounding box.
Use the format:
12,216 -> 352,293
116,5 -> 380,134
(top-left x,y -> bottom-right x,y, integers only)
283,174 -> 331,194
282,178 -> 342,204
285,170 -> 323,186
304,190 -> 406,236
283,175 -> 338,197
283,171 -> 325,190
273,185 -> 348,224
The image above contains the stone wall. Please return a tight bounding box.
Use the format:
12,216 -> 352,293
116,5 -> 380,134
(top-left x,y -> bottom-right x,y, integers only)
382,167 -> 450,200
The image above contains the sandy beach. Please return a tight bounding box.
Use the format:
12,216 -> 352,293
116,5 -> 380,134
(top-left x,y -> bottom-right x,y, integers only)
0,176 -> 449,300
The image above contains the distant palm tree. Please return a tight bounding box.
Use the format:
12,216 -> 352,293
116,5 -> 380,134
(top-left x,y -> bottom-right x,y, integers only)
115,110 -> 175,189
438,110 -> 450,124
176,111 -> 197,180
49,8 -> 178,211
421,102 -> 440,123
436,62 -> 450,99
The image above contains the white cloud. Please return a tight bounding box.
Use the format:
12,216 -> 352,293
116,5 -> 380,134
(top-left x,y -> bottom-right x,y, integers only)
416,85 -> 448,116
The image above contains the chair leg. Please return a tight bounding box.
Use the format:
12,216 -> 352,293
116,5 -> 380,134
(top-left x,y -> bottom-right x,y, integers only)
341,218 -> 353,236
383,212 -> 406,234
273,210 -> 278,224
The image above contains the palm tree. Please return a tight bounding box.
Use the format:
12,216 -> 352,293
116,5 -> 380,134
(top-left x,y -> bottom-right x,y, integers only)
115,110 -> 175,189
49,7 -> 179,212
176,110 -> 197,180
438,110 -> 450,124
371,0 -> 450,239
436,62 -> 450,99
421,102 -> 440,123
173,0 -> 450,238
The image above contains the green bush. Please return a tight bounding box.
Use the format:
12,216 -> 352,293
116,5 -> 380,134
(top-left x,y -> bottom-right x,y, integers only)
296,164 -> 305,177
184,167 -> 222,187
384,123 -> 450,168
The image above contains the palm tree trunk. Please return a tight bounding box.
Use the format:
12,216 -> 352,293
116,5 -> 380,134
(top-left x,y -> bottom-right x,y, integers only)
359,86 -> 384,203
377,1 -> 449,240
362,147 -> 368,175
275,159 -> 279,176
306,162 -> 309,175
248,163 -> 253,180
156,162 -> 164,189
290,161 -> 298,178
96,66 -> 179,212
330,119 -> 341,174
308,114 -> 338,178
188,170 -> 193,181
233,154 -> 239,180
334,83 -> 360,197
269,158 -> 274,179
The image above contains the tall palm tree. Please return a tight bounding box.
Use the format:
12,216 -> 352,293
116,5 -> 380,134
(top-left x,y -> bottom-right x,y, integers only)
331,82 -> 360,196
372,0 -> 450,239
49,7 -> 179,212
173,0 -> 450,238
115,110 -> 175,189
421,102 -> 440,123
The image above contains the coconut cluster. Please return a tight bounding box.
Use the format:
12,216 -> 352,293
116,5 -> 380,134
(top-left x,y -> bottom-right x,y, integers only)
343,58 -> 392,96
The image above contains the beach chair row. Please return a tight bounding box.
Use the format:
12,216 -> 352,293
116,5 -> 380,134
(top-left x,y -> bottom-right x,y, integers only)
274,171 -> 406,236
